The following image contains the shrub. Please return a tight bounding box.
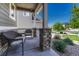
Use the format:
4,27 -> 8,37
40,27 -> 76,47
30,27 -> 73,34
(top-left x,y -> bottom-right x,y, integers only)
53,35 -> 61,39
53,40 -> 66,52
60,31 -> 63,34
63,38 -> 74,45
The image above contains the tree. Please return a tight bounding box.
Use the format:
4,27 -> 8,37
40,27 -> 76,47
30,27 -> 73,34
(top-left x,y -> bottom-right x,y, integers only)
69,18 -> 79,28
65,23 -> 70,29
52,22 -> 65,31
69,4 -> 79,29
72,4 -> 79,18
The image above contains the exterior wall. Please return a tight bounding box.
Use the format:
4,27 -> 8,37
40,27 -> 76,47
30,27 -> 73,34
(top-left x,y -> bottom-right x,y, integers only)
17,10 -> 33,28
17,10 -> 43,29
0,3 -> 16,26
0,3 -> 17,55
35,20 -> 43,28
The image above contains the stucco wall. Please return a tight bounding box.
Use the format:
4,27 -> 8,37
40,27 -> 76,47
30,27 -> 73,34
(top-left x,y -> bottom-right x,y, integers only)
35,20 -> 43,28
17,10 -> 43,29
17,10 -> 33,28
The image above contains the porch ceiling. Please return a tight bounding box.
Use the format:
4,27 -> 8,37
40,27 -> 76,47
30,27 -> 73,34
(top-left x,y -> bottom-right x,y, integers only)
15,3 -> 42,12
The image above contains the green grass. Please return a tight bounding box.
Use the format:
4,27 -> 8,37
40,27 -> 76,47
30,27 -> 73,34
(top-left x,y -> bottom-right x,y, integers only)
63,34 -> 79,41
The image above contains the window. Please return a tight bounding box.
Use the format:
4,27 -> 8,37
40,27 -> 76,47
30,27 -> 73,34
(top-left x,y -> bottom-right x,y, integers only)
9,3 -> 16,21
35,6 -> 43,20
23,11 -> 30,16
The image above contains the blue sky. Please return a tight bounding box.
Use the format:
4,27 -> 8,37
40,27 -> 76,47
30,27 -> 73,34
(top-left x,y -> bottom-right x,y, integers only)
48,3 -> 73,27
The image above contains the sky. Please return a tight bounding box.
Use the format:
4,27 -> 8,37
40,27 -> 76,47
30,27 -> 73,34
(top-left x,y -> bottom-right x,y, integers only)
48,3 -> 73,27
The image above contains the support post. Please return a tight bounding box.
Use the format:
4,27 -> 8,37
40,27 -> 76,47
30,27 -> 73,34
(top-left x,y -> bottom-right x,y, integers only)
43,3 -> 48,28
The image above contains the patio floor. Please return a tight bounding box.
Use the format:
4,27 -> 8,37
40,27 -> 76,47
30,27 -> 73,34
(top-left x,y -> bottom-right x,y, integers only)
6,37 -> 59,56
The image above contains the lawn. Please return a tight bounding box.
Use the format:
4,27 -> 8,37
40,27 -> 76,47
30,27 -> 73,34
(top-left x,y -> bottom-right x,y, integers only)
63,34 -> 79,41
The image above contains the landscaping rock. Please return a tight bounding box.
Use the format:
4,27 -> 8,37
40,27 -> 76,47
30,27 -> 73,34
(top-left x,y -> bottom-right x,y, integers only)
59,45 -> 79,56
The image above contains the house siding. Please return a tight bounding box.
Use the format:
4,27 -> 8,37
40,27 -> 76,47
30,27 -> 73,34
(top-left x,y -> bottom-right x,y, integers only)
0,3 -> 17,56
0,3 -> 16,26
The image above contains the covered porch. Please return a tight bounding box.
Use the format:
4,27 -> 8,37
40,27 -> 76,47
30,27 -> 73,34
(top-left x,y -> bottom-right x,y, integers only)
0,3 -> 58,56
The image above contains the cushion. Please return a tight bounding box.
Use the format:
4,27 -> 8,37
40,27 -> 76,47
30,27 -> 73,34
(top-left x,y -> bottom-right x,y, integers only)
3,31 -> 19,39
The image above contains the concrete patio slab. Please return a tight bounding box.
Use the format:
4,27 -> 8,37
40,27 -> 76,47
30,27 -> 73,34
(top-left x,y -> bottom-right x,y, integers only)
6,37 -> 59,56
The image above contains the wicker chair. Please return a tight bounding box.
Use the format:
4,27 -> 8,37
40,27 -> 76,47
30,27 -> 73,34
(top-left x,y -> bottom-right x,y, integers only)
2,31 -> 24,56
